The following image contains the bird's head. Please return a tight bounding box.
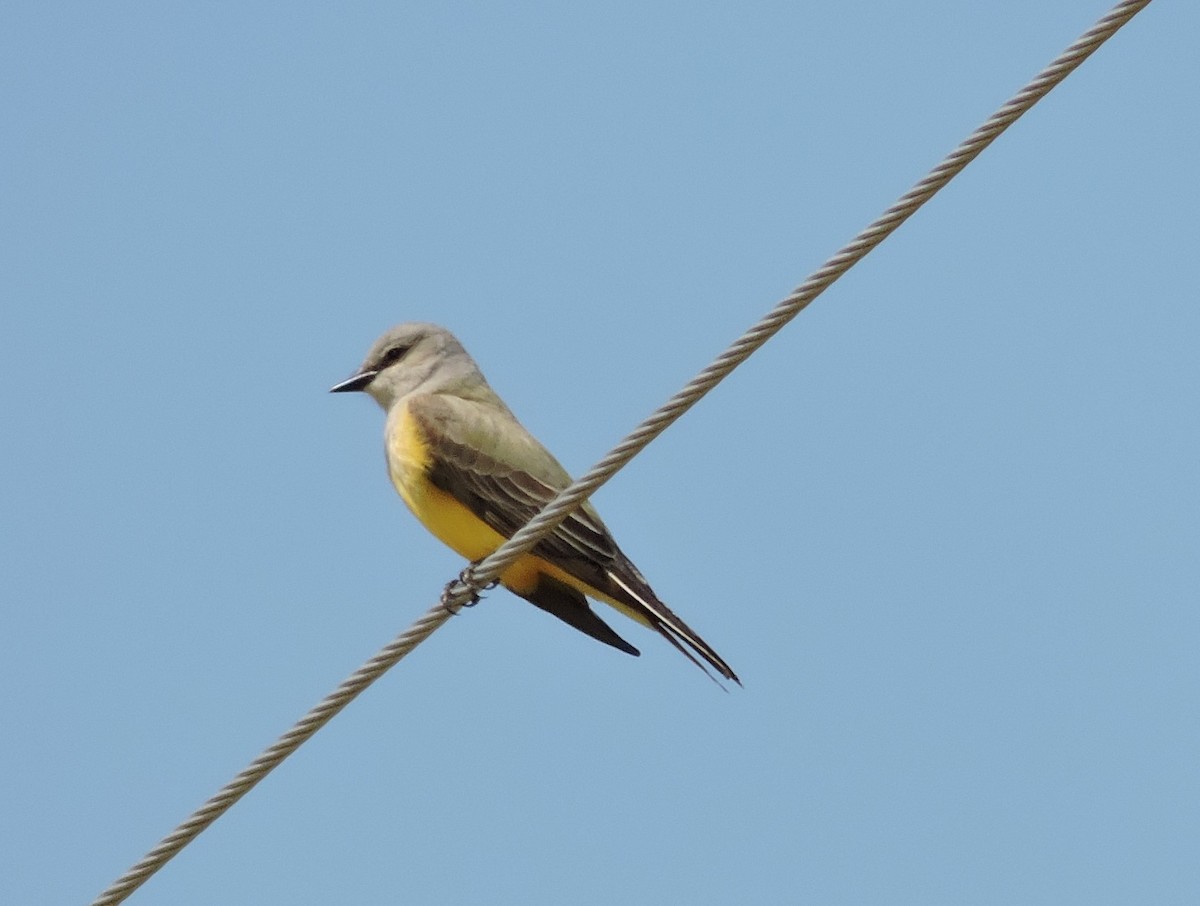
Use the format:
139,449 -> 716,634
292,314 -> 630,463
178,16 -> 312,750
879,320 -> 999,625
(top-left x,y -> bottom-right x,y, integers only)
330,322 -> 474,410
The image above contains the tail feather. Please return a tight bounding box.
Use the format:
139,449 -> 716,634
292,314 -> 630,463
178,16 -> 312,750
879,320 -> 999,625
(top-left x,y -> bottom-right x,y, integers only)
522,573 -> 641,657
606,570 -> 741,685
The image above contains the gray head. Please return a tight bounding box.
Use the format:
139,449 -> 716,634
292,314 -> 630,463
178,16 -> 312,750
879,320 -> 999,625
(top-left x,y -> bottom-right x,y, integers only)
330,322 -> 488,410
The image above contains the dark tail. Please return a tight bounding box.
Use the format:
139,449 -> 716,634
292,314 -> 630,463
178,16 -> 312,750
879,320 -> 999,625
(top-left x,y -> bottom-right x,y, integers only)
522,573 -> 641,657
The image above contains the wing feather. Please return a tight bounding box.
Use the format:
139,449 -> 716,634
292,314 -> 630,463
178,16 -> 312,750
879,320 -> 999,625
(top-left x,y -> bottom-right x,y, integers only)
409,394 -> 618,576
408,393 -> 739,683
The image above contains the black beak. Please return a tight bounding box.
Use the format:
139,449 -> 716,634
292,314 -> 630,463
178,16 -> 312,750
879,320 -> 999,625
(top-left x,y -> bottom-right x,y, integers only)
329,370 -> 378,393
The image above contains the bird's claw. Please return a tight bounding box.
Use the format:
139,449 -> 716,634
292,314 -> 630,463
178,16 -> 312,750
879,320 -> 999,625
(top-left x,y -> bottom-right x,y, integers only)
440,563 -> 499,615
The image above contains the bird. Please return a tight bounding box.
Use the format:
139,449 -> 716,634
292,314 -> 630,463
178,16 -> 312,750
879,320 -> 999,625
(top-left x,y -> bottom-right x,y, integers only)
331,322 -> 739,683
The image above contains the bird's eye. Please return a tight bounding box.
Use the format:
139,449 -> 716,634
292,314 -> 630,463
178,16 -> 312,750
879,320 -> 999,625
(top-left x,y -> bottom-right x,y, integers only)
381,344 -> 410,366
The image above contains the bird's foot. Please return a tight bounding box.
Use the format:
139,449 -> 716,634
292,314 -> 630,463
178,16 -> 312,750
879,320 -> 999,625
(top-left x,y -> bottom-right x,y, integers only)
440,562 -> 499,615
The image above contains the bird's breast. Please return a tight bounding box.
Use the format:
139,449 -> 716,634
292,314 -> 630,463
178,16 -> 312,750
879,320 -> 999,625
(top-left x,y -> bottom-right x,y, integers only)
384,400 -> 432,500
385,400 -> 503,564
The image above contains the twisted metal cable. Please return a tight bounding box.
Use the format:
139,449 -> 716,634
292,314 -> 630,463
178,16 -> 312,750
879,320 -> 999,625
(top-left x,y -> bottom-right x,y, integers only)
91,603 -> 453,906
92,2 -> 1150,902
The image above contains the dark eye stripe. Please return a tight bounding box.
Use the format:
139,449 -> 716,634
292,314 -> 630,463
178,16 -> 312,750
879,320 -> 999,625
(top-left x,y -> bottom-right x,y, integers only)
380,343 -> 410,366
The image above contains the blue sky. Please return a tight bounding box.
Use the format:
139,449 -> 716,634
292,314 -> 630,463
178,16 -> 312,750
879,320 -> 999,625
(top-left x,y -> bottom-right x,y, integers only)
3,2 -> 1197,903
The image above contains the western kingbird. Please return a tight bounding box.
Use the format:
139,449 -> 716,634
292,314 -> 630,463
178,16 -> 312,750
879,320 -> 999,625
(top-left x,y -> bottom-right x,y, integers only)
331,322 -> 739,683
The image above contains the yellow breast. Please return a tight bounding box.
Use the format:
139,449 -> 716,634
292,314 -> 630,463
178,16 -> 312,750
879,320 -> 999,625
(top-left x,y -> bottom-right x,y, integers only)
386,399 -> 526,568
